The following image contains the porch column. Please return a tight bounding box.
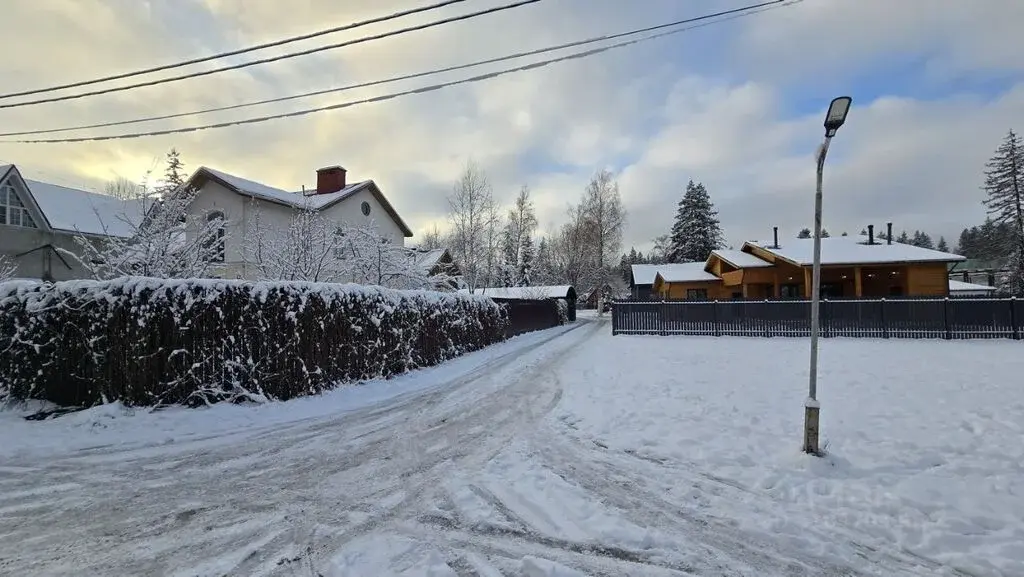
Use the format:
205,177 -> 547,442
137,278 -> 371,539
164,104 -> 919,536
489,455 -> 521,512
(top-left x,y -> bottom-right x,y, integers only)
804,267 -> 812,298
854,266 -> 863,298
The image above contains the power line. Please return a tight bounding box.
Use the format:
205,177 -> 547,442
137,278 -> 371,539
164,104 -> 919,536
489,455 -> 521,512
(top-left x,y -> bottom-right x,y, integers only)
0,0 -> 472,101
0,0 -> 543,110
0,0 -> 790,138
3,0 -> 801,145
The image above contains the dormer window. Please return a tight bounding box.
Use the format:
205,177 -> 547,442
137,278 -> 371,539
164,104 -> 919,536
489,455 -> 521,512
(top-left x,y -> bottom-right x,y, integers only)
0,182 -> 37,228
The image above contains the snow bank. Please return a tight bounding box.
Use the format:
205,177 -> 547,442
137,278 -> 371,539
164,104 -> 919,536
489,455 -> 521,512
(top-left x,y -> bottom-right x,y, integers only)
554,333 -> 1024,575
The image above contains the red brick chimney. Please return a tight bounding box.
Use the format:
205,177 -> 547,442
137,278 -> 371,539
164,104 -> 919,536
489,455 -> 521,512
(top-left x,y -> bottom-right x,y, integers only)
316,166 -> 346,194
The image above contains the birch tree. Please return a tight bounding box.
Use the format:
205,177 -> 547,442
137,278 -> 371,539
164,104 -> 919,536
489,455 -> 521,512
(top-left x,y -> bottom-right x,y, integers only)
446,160 -> 496,290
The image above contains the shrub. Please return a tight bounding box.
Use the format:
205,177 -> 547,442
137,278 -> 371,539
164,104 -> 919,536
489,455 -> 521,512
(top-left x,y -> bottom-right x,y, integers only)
0,277 -> 507,408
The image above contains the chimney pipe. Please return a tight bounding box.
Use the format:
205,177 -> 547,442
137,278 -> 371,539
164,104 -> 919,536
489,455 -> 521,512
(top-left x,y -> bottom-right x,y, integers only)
867,224 -> 874,245
773,226 -> 779,248
887,222 -> 893,245
316,165 -> 347,195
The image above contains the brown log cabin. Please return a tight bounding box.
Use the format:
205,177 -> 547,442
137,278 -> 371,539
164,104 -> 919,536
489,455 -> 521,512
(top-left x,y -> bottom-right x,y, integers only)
642,232 -> 966,301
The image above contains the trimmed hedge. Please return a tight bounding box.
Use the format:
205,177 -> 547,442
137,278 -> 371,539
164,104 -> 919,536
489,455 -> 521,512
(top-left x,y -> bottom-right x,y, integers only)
0,277 -> 508,408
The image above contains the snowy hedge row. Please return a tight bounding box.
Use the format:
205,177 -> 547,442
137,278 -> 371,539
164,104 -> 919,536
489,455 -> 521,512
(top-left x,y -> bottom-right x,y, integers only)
0,277 -> 508,408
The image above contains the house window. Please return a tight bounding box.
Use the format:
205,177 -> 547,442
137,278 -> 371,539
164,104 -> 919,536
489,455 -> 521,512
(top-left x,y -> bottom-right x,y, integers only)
205,211 -> 225,263
685,288 -> 708,300
333,227 -> 348,259
361,201 -> 371,216
0,183 -> 37,228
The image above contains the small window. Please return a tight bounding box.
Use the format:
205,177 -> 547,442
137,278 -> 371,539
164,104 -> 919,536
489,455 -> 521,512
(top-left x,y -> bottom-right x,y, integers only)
685,288 -> 708,300
361,201 -> 371,216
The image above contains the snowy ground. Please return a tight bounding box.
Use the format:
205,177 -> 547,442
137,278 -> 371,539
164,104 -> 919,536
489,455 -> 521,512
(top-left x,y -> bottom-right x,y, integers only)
1,318 -> 1022,576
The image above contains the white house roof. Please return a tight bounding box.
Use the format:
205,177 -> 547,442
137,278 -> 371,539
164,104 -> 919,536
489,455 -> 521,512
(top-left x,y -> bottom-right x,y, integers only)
655,262 -> 720,283
469,285 -> 575,299
632,263 -> 720,285
949,279 -> 997,292
710,249 -> 773,268
744,236 -> 966,266
412,248 -> 447,272
24,179 -> 143,238
191,166 -> 414,237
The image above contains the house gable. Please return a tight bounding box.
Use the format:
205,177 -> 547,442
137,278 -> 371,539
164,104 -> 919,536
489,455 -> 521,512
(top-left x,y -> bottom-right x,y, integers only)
1,167 -> 46,231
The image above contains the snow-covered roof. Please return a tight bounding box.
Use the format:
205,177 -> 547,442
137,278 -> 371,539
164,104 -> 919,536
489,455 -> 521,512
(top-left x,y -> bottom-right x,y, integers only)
23,178 -> 142,238
469,285 -> 576,299
744,237 -> 965,266
632,263 -> 719,285
654,262 -> 720,283
710,249 -> 773,269
411,248 -> 452,275
191,166 -> 414,237
949,279 -> 997,292
0,164 -> 11,179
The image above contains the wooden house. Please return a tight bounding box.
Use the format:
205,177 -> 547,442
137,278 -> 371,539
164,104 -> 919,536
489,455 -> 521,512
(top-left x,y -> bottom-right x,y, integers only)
643,229 -> 967,300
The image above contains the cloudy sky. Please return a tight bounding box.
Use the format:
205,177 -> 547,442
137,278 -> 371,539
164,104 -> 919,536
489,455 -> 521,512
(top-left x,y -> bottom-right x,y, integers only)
2,0 -> 1022,253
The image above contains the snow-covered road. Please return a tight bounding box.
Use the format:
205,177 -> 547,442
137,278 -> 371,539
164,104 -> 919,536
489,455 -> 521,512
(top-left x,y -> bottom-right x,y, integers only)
2,318 -> 1018,576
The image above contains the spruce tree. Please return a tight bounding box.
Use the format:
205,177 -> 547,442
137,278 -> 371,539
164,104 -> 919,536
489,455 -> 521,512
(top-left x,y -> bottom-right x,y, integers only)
936,236 -> 949,252
897,230 -> 911,244
797,228 -> 812,239
667,180 -> 724,262
163,148 -> 185,190
517,234 -> 534,286
982,129 -> 1024,294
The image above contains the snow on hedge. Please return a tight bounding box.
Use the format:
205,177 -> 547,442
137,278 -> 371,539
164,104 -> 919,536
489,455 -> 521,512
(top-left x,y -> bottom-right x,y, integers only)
0,277 -> 507,408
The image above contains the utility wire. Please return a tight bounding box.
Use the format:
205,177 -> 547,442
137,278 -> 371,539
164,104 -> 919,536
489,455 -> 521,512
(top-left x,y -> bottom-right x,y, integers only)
4,0 -> 801,144
0,0 -> 543,110
0,0 -> 789,138
0,0 -> 472,101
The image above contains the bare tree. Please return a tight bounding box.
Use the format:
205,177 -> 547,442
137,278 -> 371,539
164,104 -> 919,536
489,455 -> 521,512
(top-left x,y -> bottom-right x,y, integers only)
504,185 -> 538,286
548,202 -> 595,288
66,182 -> 225,280
245,199 -> 340,283
104,176 -> 143,200
417,223 -> 445,250
446,160 -> 496,290
582,169 -> 626,273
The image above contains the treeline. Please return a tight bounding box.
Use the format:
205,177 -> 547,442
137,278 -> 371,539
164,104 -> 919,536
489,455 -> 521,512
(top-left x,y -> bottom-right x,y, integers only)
436,160 -> 626,292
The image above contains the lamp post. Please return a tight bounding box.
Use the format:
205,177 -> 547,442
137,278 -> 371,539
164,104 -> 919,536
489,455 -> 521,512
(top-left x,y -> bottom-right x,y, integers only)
805,96 -> 852,455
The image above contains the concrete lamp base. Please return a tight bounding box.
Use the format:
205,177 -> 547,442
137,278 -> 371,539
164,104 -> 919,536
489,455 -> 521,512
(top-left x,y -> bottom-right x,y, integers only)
803,397 -> 821,456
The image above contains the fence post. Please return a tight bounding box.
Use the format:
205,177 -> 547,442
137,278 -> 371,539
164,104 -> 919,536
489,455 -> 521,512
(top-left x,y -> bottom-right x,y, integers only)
660,301 -> 667,337
881,298 -> 888,339
822,298 -> 830,338
612,301 -> 619,335
1011,297 -> 1020,341
943,297 -> 952,340
713,300 -> 720,337
763,298 -> 771,338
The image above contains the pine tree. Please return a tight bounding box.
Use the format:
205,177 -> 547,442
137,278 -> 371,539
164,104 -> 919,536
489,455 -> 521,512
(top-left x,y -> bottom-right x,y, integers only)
667,180 -> 724,262
797,228 -> 812,239
841,232 -> 849,237
982,129 -> 1024,294
821,229 -> 831,238
911,230 -> 934,249
517,234 -> 534,286
896,230 -> 911,244
500,225 -> 517,287
937,236 -> 949,252
163,148 -> 185,190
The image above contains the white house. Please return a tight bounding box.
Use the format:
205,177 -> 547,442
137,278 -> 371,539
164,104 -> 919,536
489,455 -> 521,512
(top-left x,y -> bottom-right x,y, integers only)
1,163 -> 418,284
0,164 -> 141,281
180,165 -> 415,280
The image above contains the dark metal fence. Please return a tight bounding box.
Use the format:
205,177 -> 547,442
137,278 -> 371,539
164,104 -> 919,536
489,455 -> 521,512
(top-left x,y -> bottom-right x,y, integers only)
611,297 -> 1023,340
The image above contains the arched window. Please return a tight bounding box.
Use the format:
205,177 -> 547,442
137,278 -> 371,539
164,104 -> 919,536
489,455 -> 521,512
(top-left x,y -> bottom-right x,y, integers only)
205,211 -> 225,263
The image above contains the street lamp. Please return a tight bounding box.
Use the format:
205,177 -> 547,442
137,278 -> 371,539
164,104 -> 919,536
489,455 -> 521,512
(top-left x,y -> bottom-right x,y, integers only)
805,96 -> 852,456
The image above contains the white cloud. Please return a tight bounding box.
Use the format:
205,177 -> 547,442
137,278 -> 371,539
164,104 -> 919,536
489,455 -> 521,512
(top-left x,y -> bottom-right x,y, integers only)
1,0 -> 1021,253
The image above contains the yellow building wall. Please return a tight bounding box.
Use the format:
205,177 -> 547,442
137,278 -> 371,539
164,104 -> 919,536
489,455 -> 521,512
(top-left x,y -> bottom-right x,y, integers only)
907,263 -> 950,296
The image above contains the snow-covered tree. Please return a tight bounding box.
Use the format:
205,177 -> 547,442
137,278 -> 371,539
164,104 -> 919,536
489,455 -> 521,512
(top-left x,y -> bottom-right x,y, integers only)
910,230 -> 935,249
417,224 -> 445,251
936,236 -> 949,252
648,234 -> 671,264
668,180 -> 724,262
67,182 -> 225,280
582,170 -> 625,273
982,129 -> 1024,294
245,200 -> 339,283
104,176 -> 143,200
896,230 -> 911,244
518,233 -> 534,286
0,255 -> 15,282
499,224 -> 517,287
797,228 -> 812,239
447,160 -> 497,290
163,148 -> 186,189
